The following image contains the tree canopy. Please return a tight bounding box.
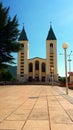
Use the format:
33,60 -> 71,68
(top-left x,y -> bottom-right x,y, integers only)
0,2 -> 20,69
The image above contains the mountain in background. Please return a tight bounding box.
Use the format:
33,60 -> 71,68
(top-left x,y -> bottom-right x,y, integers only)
7,65 -> 17,78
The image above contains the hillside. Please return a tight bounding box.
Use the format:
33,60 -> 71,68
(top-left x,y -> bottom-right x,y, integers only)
8,65 -> 17,78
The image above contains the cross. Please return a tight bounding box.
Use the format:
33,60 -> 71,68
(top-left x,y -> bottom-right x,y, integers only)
23,23 -> 24,27
50,21 -> 52,28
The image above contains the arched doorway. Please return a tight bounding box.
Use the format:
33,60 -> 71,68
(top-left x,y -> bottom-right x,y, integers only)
28,63 -> 33,81
35,61 -> 39,81
41,63 -> 46,82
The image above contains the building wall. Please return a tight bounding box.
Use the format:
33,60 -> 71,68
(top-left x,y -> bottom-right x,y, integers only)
28,58 -> 46,81
17,40 -> 58,82
70,76 -> 73,83
17,40 -> 29,82
46,40 -> 58,81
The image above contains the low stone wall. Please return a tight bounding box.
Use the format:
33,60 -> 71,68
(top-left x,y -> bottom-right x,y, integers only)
60,82 -> 73,89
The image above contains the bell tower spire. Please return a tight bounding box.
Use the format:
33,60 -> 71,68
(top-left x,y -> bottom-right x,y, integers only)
46,23 -> 58,81
17,25 -> 29,82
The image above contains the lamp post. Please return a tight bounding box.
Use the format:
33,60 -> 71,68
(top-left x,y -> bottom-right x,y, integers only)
60,51 -> 72,80
62,43 -> 68,95
68,51 -> 72,73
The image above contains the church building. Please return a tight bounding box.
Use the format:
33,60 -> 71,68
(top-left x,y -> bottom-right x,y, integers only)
17,24 -> 58,82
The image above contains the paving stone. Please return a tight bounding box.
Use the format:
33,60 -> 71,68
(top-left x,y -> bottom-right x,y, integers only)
6,110 -> 31,121
51,124 -> 73,130
0,85 -> 73,129
29,108 -> 48,120
20,99 -> 36,110
23,120 -> 50,130
67,109 -> 73,121
50,111 -> 72,124
0,121 -> 24,130
49,105 -> 64,111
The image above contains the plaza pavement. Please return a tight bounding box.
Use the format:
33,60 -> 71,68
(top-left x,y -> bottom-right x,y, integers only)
0,85 -> 73,130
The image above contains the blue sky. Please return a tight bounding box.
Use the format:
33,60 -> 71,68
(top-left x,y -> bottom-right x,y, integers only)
2,0 -> 73,76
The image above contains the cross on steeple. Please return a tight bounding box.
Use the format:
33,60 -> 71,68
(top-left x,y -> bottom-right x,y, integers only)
23,23 -> 24,28
46,22 -> 56,40
50,21 -> 52,28
18,24 -> 28,41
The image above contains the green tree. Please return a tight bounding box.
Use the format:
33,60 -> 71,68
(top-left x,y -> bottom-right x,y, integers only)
58,76 -> 65,82
0,70 -> 13,81
0,2 -> 20,69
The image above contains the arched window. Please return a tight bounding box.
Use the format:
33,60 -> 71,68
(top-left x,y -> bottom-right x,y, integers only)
21,44 -> 24,48
21,43 -> 24,50
35,61 -> 39,70
42,63 -> 46,72
50,43 -> 53,53
29,63 -> 33,72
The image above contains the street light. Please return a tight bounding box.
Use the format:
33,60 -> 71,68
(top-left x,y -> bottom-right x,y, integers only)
68,51 -> 72,73
60,51 -> 72,77
62,42 -> 68,95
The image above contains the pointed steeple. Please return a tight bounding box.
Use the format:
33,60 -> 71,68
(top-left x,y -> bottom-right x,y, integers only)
18,26 -> 28,41
46,23 -> 56,40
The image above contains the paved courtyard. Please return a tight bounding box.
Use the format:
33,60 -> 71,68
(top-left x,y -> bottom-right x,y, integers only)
0,85 -> 73,130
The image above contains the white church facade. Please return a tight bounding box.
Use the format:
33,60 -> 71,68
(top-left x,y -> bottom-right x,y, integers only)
17,25 -> 58,82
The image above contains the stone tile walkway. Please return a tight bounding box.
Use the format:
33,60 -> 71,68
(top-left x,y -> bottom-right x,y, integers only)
0,85 -> 73,129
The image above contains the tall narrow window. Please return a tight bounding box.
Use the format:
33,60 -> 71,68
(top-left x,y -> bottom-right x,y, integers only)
29,63 -> 33,72
42,63 -> 46,72
35,61 -> 39,70
21,43 -> 24,52
50,43 -> 53,53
